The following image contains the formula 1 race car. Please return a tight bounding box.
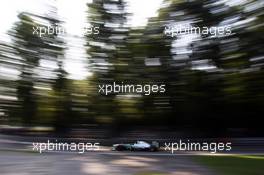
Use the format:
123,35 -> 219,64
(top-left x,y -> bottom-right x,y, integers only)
112,141 -> 159,152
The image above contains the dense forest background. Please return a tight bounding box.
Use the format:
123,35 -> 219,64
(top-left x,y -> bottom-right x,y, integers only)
0,0 -> 264,136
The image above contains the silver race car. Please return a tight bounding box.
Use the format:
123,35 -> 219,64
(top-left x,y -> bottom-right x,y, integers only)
112,141 -> 159,152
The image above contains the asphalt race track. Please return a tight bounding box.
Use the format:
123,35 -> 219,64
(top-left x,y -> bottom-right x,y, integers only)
0,151 -> 216,175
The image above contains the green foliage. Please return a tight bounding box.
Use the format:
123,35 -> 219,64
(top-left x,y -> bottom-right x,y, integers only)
0,0 -> 264,134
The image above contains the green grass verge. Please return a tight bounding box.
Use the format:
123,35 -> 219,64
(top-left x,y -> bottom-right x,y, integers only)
194,155 -> 264,175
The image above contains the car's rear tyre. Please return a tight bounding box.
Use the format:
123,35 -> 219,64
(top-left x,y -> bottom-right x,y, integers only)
150,147 -> 157,152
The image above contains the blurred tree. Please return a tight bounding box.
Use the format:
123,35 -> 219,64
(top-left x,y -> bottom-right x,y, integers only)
9,13 -> 45,125
44,6 -> 73,132
0,42 -> 20,124
86,0 -> 133,132
30,5 -> 74,131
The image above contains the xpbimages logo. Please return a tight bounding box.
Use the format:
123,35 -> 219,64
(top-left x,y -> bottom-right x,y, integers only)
32,140 -> 100,154
164,24 -> 233,37
32,24 -> 100,37
98,82 -> 166,95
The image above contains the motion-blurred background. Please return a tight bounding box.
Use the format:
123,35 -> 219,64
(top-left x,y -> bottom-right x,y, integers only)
0,0 -> 264,138
1,1 -> 264,175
